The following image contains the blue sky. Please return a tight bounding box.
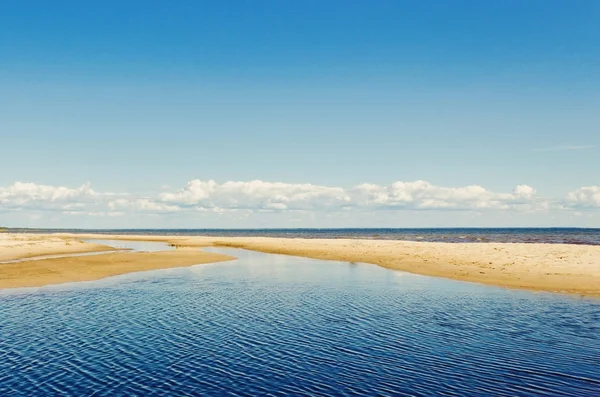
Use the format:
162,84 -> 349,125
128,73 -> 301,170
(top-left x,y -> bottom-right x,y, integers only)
1,1 -> 599,228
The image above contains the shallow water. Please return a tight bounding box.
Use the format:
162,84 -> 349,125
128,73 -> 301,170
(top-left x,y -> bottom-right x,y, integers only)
1,247 -> 599,396
82,239 -> 176,252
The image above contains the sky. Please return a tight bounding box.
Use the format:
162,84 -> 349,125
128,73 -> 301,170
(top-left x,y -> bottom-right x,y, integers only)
1,1 -> 599,228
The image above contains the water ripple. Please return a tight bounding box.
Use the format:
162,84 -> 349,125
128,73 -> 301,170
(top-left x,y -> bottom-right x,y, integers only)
1,248 -> 599,396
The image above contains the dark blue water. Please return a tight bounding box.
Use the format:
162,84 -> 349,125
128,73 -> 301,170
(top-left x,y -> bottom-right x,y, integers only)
1,248 -> 599,396
9,228 -> 600,245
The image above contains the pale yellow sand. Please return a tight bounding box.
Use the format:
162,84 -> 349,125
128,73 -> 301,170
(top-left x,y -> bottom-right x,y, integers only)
2,233 -> 599,296
209,237 -> 600,297
0,249 -> 236,289
0,233 -> 234,289
0,233 -> 116,261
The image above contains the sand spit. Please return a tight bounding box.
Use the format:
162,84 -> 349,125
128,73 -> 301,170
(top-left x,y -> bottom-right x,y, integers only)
0,248 -> 236,289
0,233 -> 116,262
0,233 -> 235,289
2,233 -> 599,296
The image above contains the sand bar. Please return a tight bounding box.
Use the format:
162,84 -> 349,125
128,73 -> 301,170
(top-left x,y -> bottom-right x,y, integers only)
0,234 -> 235,289
0,233 -> 117,261
2,232 -> 599,296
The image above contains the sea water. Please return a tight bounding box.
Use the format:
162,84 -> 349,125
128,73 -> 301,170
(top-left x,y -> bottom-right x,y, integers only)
10,228 -> 600,245
1,246 -> 598,396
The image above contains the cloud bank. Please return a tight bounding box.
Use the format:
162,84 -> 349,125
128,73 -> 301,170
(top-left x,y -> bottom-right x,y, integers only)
1,179 -> 599,227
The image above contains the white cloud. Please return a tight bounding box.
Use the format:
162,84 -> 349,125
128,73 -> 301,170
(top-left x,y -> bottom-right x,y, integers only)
0,182 -> 129,217
109,198 -> 181,213
156,179 -> 541,212
513,185 -> 536,198
1,180 -> 599,227
159,179 -> 350,210
0,182 -> 96,205
566,186 -> 600,208
351,181 -> 538,210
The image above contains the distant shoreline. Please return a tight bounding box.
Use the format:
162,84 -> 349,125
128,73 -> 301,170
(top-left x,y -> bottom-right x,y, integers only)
4,227 -> 600,246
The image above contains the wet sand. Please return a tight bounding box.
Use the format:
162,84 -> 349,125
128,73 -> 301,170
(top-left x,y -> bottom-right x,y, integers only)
2,233 -> 599,296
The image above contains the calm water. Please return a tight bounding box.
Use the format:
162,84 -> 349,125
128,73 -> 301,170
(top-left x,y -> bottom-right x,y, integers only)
10,228 -> 600,245
1,247 -> 599,396
83,239 -> 176,252
0,239 -> 175,265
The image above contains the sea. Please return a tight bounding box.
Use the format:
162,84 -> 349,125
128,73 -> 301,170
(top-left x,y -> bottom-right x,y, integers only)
8,227 -> 600,245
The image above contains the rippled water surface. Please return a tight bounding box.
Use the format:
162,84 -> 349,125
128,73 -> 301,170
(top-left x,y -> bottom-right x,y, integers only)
1,248 -> 599,396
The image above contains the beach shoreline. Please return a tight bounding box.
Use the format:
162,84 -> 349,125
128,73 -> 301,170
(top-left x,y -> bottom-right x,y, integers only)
1,232 -> 599,296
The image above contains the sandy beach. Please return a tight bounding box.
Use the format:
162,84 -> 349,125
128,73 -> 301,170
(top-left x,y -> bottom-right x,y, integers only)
1,232 -> 599,296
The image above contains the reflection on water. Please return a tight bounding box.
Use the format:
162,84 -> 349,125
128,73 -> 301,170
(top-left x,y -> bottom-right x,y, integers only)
83,239 -> 175,252
1,248 -> 599,396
